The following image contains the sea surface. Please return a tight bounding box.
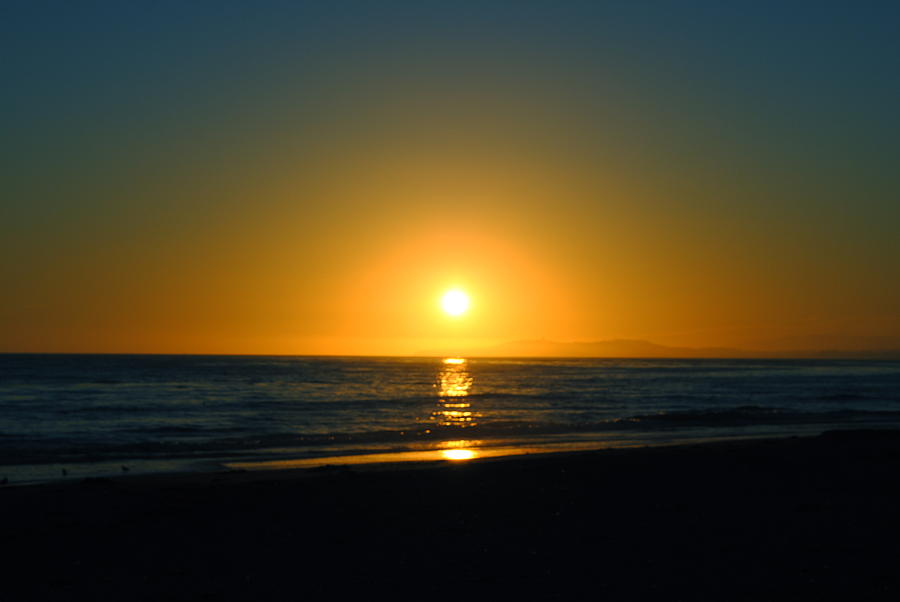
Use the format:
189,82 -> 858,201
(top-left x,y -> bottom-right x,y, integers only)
2,354 -> 900,484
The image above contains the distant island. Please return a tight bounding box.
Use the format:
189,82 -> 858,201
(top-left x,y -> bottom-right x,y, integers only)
419,335 -> 900,359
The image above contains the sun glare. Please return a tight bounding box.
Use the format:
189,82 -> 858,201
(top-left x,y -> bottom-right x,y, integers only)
441,289 -> 470,316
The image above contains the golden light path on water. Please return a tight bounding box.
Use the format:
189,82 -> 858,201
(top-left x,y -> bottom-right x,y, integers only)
431,357 -> 477,428
226,357 -> 641,472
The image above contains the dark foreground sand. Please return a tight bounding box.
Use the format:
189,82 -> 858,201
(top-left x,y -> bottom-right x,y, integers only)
4,430 -> 900,601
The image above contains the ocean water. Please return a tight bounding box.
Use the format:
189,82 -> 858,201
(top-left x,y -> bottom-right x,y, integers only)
2,354 -> 900,484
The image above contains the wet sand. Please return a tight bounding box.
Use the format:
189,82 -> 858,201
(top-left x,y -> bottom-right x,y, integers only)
4,430 -> 900,600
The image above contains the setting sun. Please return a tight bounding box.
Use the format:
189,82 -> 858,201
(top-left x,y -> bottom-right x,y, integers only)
441,289 -> 470,317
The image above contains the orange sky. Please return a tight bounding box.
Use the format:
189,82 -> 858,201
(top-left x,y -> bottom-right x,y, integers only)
2,3 -> 899,355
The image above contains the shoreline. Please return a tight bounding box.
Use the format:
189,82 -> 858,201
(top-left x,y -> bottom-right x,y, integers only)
5,429 -> 900,599
0,427 -> 835,489
3,421 -> 886,489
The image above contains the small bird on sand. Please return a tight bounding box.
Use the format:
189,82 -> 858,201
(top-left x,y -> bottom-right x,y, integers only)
62,468 -> 68,476
121,466 -> 129,472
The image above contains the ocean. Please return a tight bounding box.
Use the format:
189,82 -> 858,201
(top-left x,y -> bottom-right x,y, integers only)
2,354 -> 900,484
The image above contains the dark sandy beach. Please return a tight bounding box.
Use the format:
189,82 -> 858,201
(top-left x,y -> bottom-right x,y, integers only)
4,430 -> 900,601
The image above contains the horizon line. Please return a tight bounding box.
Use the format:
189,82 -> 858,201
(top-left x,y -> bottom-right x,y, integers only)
3,350 -> 900,360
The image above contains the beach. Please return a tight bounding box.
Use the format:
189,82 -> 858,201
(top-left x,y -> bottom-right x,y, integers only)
4,429 -> 900,601
6,3 -> 900,601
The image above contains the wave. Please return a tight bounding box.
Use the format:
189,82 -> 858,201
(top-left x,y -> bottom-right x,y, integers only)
5,406 -> 900,467
814,392 -> 873,402
617,406 -> 900,426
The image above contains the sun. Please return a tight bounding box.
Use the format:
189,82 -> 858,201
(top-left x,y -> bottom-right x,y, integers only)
441,289 -> 470,316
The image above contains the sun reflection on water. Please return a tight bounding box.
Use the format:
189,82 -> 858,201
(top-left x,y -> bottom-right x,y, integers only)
431,358 -> 479,428
441,448 -> 477,460
438,439 -> 480,460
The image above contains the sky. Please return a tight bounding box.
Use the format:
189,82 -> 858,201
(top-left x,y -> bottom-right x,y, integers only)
2,1 -> 899,355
